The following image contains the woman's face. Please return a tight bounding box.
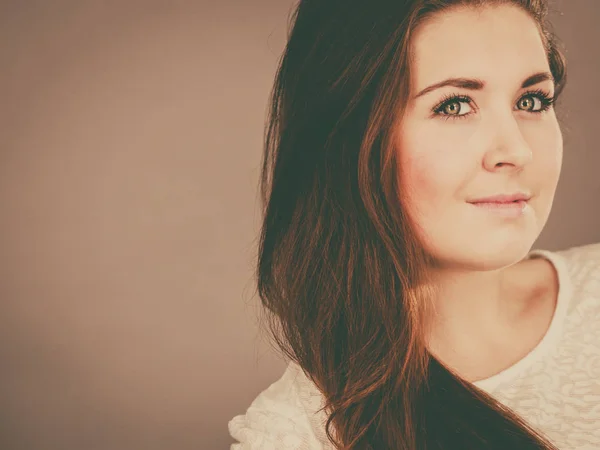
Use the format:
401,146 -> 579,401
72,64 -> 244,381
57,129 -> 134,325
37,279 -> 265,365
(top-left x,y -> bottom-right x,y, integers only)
395,5 -> 563,270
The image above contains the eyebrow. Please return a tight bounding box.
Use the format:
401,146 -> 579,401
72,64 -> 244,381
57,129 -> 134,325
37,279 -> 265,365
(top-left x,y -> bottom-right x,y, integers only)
413,71 -> 554,100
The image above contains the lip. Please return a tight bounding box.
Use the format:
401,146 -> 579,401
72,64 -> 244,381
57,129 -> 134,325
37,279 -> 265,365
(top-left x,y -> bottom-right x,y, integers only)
467,192 -> 532,204
467,195 -> 531,218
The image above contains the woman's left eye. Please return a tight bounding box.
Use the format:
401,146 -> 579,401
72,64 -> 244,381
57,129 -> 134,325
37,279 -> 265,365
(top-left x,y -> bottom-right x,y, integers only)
518,96 -> 543,111
432,89 -> 555,121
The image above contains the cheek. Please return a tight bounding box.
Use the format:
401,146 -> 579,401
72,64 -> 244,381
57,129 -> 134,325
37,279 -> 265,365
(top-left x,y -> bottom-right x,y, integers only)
398,151 -> 467,252
399,139 -> 466,206
399,151 -> 456,221
533,123 -> 563,184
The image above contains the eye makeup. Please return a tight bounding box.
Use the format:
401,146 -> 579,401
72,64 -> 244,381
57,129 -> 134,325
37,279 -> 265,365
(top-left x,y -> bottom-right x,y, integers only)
432,88 -> 556,121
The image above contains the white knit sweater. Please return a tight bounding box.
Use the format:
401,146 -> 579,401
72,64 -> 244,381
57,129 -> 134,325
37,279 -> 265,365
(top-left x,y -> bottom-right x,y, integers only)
229,242 -> 600,449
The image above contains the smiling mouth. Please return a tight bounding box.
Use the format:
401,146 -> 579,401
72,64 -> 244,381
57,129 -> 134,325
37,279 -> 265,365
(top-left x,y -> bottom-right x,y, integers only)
466,199 -> 530,217
469,199 -> 528,206
469,198 -> 529,205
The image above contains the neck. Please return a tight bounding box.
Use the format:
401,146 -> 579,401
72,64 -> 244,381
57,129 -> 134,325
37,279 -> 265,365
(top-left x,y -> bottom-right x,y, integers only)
424,261 -> 522,354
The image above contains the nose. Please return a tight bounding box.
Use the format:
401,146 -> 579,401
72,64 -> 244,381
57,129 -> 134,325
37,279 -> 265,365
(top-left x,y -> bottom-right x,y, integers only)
483,115 -> 533,172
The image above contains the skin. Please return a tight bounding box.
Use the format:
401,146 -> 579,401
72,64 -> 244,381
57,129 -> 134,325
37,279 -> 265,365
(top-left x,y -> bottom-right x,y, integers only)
394,5 -> 563,380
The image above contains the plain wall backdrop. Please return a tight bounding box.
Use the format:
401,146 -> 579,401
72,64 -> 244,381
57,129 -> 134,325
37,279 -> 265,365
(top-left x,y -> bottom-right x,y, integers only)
0,0 -> 598,449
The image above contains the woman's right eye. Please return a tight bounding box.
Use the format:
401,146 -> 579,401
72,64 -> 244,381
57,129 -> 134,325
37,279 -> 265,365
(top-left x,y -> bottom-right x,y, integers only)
433,95 -> 474,121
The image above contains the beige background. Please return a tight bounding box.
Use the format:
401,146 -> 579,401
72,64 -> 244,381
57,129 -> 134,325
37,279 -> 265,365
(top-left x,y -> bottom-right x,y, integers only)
0,0 -> 598,449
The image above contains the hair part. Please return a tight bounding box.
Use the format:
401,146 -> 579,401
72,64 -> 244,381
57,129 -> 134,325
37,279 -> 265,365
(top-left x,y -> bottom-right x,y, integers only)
256,0 -> 567,448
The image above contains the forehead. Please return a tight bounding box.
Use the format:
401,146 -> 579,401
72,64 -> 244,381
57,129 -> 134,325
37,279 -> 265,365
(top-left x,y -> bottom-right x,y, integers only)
410,5 -> 549,90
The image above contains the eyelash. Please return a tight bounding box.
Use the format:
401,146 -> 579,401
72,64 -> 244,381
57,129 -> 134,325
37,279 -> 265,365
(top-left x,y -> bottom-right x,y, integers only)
432,88 -> 555,121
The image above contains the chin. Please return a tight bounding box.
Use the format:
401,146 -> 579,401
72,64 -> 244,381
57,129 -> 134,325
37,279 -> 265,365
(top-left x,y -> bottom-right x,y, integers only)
431,238 -> 537,272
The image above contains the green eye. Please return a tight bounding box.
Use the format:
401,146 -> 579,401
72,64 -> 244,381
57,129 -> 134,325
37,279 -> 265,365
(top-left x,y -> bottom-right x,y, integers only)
433,89 -> 555,122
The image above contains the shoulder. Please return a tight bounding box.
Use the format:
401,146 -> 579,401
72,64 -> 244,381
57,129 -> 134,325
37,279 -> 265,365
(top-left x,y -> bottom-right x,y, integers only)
228,361 -> 330,449
555,241 -> 600,281
548,242 -> 600,315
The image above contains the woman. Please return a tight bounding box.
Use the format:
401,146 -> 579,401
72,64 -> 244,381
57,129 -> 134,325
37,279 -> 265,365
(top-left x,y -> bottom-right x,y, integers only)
229,0 -> 600,448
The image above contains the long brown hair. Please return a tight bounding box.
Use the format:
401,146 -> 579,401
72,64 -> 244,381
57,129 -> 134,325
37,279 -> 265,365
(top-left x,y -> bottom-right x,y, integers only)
255,0 -> 568,448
